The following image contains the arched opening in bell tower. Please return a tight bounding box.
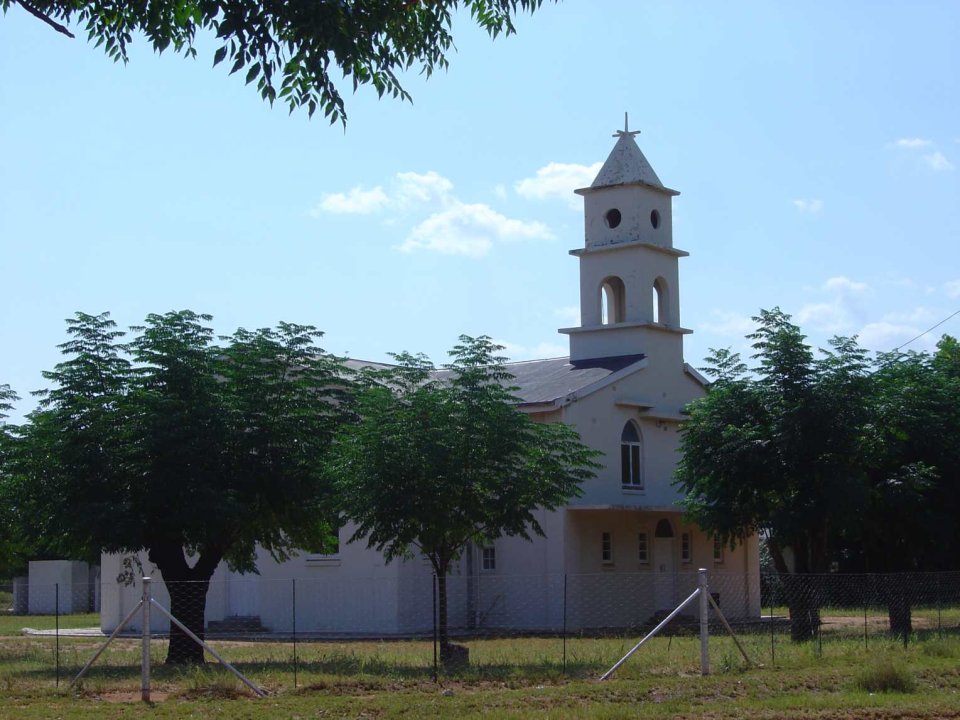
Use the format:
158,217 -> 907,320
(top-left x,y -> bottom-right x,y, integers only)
600,276 -> 626,325
652,277 -> 669,324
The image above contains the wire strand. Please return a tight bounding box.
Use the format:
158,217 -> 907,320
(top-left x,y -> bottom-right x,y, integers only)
892,308 -> 960,352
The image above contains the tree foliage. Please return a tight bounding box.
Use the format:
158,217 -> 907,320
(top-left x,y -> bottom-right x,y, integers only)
13,310 -> 348,662
0,383 -> 30,579
675,309 -> 960,639
330,336 -> 599,660
2,0 -> 552,121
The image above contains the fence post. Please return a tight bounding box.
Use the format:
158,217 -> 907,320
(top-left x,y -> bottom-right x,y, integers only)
864,575 -> 869,651
562,573 -> 567,676
432,574 -> 438,681
55,583 -> 60,688
936,574 -> 942,640
141,577 -> 151,702
699,568 -> 709,676
769,586 -> 775,668
292,578 -> 298,689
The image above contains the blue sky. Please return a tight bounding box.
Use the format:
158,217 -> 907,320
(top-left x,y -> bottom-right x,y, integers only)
2,1 -> 958,420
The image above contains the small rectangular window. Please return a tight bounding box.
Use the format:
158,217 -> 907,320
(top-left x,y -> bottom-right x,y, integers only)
481,546 -> 496,571
713,535 -> 723,563
306,525 -> 341,565
601,532 -> 613,564
637,532 -> 648,563
681,533 -> 691,563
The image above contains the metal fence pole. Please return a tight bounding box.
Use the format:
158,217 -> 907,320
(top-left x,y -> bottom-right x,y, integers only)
937,574 -> 942,640
432,574 -> 438,681
55,583 -> 60,688
141,577 -> 151,702
698,568 -> 709,676
818,608 -> 822,657
769,592 -> 775,668
292,578 -> 298,689
562,574 -> 567,676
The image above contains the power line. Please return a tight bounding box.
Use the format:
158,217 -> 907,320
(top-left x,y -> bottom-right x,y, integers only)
892,308 -> 960,352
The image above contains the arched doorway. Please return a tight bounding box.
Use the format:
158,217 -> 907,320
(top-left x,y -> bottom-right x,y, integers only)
654,518 -> 676,610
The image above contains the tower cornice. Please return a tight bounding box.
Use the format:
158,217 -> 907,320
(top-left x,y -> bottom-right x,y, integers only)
570,242 -> 689,259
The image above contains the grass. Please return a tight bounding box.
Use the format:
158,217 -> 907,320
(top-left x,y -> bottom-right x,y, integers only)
1,619 -> 959,718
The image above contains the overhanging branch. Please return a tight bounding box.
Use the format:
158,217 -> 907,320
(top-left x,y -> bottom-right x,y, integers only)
16,0 -> 75,39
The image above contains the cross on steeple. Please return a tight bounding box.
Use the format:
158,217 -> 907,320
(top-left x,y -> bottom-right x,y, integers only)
613,111 -> 640,139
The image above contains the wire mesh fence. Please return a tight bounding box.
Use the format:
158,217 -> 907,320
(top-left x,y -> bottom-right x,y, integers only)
2,570 -> 960,692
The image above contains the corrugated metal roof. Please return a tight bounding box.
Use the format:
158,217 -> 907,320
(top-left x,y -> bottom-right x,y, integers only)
344,354 -> 645,406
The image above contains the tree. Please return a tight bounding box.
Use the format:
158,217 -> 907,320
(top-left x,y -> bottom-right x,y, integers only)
14,311 -> 348,663
854,338 -> 960,636
330,336 -> 599,665
675,309 -> 872,641
0,383 -> 31,579
2,0 -> 553,122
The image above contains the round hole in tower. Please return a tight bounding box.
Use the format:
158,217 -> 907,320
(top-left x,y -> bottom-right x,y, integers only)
650,209 -> 661,229
604,209 -> 622,229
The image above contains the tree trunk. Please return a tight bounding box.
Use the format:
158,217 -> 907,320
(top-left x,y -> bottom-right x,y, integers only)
784,578 -> 819,642
432,550 -> 469,670
166,579 -> 212,664
769,541 -> 820,642
437,567 -> 449,652
147,542 -> 223,665
882,574 -> 913,641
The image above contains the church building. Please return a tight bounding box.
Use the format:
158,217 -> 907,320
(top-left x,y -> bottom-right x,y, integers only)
101,123 -> 762,636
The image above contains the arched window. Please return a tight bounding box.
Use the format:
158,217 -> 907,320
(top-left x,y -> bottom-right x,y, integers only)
620,421 -> 643,488
653,277 -> 669,324
601,276 -> 626,325
654,519 -> 674,538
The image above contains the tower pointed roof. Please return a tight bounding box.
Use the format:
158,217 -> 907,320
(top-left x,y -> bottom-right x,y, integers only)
581,114 -> 679,196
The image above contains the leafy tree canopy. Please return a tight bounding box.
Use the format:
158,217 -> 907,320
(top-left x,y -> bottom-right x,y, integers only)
675,309 -> 960,639
329,335 -> 599,657
0,383 -> 31,578
12,310 -> 348,662
676,309 -> 872,575
2,0 -> 552,121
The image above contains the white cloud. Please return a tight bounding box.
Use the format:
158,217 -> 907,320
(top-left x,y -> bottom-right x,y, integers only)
792,198 -> 823,214
922,151 -> 955,171
944,280 -> 960,299
311,171 -> 452,217
493,184 -> 507,200
891,138 -> 933,149
398,202 -> 554,257
699,310 -> 756,338
554,305 -> 580,326
315,170 -> 555,257
882,306 -> 937,325
311,186 -> 389,215
514,162 -> 601,210
822,276 -> 869,294
887,138 -> 954,172
794,277 -> 871,334
857,321 -> 931,352
393,171 -> 454,208
795,303 -> 852,334
494,338 -> 568,361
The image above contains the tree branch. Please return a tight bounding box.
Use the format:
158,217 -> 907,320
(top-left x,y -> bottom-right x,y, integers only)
16,0 -> 75,39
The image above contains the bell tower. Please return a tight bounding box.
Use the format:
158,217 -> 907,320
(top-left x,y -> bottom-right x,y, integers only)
559,116 -> 691,367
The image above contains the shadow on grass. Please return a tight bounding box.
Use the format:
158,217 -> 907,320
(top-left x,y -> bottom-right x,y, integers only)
8,654 -> 611,685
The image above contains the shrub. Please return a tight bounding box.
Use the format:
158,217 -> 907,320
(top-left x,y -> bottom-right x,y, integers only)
855,658 -> 916,693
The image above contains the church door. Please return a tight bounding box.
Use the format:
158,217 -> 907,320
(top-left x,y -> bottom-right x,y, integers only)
654,519 -> 676,610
